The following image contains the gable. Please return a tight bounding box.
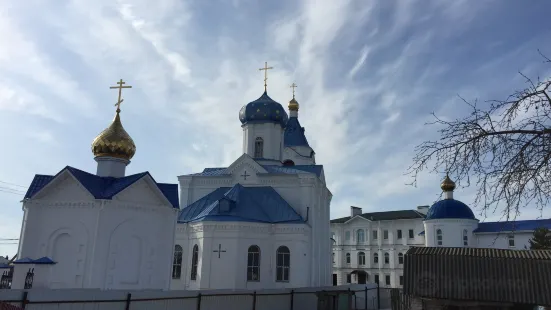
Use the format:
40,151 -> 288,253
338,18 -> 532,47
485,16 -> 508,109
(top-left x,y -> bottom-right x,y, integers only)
113,177 -> 171,206
33,171 -> 94,201
226,153 -> 268,176
344,215 -> 370,225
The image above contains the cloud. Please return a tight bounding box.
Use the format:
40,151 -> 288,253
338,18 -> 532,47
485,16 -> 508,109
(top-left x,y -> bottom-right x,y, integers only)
1,0 -> 551,255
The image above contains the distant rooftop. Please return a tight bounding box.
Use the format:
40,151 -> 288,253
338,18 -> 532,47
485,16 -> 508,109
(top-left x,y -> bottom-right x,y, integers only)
331,210 -> 425,223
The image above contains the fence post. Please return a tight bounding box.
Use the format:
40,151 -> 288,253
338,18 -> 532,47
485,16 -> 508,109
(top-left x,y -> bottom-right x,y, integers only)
125,293 -> 131,310
21,291 -> 28,310
365,286 -> 368,310
290,289 -> 294,310
377,284 -> 380,310
196,293 -> 202,310
252,291 -> 257,310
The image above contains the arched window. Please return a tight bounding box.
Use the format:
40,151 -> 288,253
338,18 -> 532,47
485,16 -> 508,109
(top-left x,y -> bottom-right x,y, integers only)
373,253 -> 379,264
190,244 -> 199,280
247,245 -> 261,281
358,252 -> 366,265
356,229 -> 365,243
254,137 -> 264,158
398,253 -> 404,265
283,160 -> 295,166
346,253 -> 351,264
436,229 -> 443,246
384,252 -> 390,264
172,245 -> 183,279
463,230 -> 468,247
276,246 -> 290,282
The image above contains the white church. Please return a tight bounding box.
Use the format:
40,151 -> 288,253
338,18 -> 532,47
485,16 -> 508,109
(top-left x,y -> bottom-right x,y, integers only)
12,73 -> 333,291
330,175 -> 551,287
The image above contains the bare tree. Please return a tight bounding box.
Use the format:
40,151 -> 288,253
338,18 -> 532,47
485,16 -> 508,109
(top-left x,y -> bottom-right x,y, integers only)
408,51 -> 551,220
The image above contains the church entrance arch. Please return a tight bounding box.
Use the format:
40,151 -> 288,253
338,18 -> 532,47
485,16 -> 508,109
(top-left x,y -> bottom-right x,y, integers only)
351,270 -> 368,284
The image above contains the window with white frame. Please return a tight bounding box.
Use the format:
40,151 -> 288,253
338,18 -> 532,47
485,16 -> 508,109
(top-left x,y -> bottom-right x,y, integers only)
345,231 -> 351,241
383,230 -> 389,239
247,245 -> 261,281
190,244 -> 199,280
358,252 -> 366,265
373,253 -> 379,264
508,234 -> 515,247
372,230 -> 378,240
463,229 -> 468,246
332,252 -> 335,264
397,230 -> 402,239
357,229 -> 365,243
436,229 -> 443,246
276,246 -> 290,282
346,253 -> 351,264
172,245 -> 183,279
254,137 -> 264,158
384,252 -> 390,264
408,229 -> 414,239
398,253 -> 404,265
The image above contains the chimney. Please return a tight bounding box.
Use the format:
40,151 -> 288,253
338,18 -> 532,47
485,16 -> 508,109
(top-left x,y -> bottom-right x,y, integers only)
350,206 -> 362,217
417,205 -> 429,215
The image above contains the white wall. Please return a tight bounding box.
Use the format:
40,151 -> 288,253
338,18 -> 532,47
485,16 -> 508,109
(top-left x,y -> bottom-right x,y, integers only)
282,146 -> 315,165
242,123 -> 284,161
18,172 -> 178,291
331,217 -> 425,288
424,219 -> 478,247
475,231 -> 533,249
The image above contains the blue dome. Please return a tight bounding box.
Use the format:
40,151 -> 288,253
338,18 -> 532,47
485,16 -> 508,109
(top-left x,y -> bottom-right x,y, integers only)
239,91 -> 288,127
425,199 -> 476,220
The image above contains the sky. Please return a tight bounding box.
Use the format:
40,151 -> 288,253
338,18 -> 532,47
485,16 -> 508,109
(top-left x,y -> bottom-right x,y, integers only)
1,0 -> 551,256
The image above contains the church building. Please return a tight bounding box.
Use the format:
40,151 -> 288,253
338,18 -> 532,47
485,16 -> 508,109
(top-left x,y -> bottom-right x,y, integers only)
14,80 -> 179,290
330,175 -> 551,288
170,66 -> 333,290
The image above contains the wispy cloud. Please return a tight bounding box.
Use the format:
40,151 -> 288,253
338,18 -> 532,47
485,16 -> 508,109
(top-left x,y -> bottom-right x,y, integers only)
1,0 -> 551,255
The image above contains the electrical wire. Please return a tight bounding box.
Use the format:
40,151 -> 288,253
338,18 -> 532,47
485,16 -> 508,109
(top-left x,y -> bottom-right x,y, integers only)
0,180 -> 26,188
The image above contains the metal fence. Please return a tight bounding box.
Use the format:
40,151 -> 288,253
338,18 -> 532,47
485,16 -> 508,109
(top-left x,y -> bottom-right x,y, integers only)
0,285 -> 393,310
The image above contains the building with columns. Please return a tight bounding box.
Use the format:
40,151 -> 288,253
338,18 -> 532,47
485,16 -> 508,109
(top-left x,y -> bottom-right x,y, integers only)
330,175 -> 551,288
170,76 -> 332,290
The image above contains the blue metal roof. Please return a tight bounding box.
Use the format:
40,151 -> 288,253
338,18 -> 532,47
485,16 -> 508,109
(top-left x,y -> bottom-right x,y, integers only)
0,263 -> 11,269
13,257 -> 34,264
13,257 -> 56,264
425,199 -> 476,220
24,166 -> 179,208
284,117 -> 310,147
188,163 -> 323,178
178,184 -> 304,224
239,91 -> 288,127
474,219 -> 551,233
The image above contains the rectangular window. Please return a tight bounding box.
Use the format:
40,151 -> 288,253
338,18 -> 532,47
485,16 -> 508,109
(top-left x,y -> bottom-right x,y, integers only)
508,235 -> 515,247
408,229 -> 414,239
276,248 -> 290,282
346,274 -> 351,283
345,231 -> 351,241
399,276 -> 404,286
247,247 -> 260,282
397,230 -> 402,239
373,230 -> 378,240
254,137 -> 264,158
385,275 -> 391,286
383,230 -> 388,240
374,275 -> 379,284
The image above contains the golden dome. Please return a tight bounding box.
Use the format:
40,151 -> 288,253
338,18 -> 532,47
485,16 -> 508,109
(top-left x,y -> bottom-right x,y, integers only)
91,111 -> 136,161
288,97 -> 299,111
440,174 -> 456,192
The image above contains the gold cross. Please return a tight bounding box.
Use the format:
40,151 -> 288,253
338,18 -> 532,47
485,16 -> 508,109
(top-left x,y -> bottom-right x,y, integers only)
290,83 -> 298,98
258,62 -> 273,91
109,79 -> 132,112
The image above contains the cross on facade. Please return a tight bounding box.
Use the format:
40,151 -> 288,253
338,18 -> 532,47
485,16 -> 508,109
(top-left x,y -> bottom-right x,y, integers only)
290,83 -> 298,98
240,171 -> 250,180
258,62 -> 273,91
213,244 -> 226,258
109,79 -> 132,112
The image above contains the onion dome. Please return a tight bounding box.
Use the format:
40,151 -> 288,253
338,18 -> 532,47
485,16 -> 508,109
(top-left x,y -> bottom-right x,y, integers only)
288,97 -> 299,111
425,174 -> 476,220
440,174 -> 456,192
91,111 -> 136,161
239,91 -> 288,127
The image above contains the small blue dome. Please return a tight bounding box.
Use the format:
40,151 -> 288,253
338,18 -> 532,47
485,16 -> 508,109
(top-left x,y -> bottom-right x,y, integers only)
425,199 -> 476,220
239,91 -> 288,127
